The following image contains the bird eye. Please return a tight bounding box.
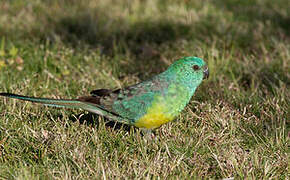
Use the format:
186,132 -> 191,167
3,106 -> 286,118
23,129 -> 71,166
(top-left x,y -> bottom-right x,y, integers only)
193,65 -> 200,71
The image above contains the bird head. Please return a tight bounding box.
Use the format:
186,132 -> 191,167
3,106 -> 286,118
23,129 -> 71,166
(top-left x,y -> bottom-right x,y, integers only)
167,56 -> 209,89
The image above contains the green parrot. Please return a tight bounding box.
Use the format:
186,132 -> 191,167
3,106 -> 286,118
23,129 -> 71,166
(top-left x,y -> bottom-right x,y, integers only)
0,57 -> 209,129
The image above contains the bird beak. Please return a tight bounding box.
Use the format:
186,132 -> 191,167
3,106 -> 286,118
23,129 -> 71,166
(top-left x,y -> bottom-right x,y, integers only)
203,66 -> 209,79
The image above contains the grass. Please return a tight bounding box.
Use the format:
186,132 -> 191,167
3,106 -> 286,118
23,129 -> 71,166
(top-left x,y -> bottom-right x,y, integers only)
0,0 -> 289,179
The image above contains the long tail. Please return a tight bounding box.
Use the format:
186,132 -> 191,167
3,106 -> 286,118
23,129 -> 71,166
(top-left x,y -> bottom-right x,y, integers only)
0,93 -> 129,124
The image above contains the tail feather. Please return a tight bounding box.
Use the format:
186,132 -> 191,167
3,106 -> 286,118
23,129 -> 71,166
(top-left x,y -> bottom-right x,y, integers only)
0,93 -> 130,124
0,93 -> 80,108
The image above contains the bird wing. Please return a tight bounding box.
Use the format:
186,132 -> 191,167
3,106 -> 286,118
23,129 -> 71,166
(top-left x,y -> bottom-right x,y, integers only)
88,76 -> 170,121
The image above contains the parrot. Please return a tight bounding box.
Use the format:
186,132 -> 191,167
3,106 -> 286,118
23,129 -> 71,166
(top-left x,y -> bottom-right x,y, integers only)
0,56 -> 209,129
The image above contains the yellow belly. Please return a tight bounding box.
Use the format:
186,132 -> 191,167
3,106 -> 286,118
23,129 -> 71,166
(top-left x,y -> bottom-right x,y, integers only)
134,104 -> 174,129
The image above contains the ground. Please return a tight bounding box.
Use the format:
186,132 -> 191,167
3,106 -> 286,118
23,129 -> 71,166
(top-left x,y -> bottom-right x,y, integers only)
0,0 -> 289,179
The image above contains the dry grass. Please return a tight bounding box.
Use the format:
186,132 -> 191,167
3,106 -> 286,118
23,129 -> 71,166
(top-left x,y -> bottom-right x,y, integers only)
0,0 -> 289,179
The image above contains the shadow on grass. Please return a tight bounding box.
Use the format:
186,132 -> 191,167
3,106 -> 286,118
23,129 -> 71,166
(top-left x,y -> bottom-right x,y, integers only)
212,0 -> 290,36
48,12 -> 248,77
69,113 -> 158,137
69,113 -> 132,132
236,59 -> 289,95
56,15 -> 192,51
47,112 -> 132,132
52,13 -> 194,77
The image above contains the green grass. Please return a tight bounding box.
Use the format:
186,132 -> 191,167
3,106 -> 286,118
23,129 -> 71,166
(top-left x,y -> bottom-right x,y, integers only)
0,0 -> 289,179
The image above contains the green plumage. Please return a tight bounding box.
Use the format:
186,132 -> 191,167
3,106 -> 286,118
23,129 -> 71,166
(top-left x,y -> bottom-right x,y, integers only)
0,57 -> 209,129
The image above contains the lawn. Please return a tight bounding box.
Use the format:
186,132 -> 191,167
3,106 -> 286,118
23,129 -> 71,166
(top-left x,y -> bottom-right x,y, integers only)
0,0 -> 289,179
